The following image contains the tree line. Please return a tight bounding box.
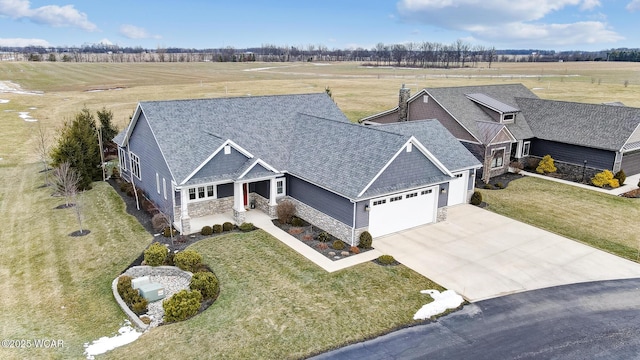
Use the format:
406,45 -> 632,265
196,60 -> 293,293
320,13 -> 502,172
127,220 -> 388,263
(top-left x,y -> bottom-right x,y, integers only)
4,42 -> 639,66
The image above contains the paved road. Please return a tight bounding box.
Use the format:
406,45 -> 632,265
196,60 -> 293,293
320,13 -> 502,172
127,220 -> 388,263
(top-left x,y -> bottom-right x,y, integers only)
310,278 -> 640,359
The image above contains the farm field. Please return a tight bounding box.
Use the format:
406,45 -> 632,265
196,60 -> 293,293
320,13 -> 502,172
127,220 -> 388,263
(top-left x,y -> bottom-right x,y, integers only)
1,60 -> 640,359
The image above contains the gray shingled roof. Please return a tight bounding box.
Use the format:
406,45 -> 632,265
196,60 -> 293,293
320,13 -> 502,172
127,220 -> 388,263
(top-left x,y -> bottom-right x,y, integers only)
118,93 -> 475,200
515,97 -> 640,151
466,93 -> 520,113
372,120 -> 481,171
425,84 -> 538,141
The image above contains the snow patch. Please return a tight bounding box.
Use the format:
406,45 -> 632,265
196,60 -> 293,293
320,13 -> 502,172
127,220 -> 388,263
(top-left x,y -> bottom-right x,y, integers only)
413,289 -> 464,320
83,322 -> 142,359
18,111 -> 37,122
0,99 -> 9,104
0,81 -> 42,95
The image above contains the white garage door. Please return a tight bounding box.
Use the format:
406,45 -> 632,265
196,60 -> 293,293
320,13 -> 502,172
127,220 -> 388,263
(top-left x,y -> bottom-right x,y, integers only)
368,186 -> 437,237
447,172 -> 468,206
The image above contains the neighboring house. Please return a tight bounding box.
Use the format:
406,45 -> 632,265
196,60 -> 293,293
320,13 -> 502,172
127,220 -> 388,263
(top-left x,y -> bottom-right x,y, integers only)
114,93 -> 481,243
361,84 -> 640,178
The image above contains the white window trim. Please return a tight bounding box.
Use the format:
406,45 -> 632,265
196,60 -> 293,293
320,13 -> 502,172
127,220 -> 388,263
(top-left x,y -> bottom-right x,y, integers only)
276,178 -> 286,197
187,184 -> 217,202
156,173 -> 160,194
501,113 -> 516,123
163,178 -> 167,200
522,141 -> 531,157
129,152 -> 141,180
490,147 -> 506,169
119,148 -> 127,170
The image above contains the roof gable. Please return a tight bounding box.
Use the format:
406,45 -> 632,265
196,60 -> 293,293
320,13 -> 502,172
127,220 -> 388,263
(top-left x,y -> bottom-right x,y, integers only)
184,140 -> 252,185
466,93 -> 520,113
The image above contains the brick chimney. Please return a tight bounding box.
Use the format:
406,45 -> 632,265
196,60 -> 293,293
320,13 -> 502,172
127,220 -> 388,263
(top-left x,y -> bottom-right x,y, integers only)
398,84 -> 410,122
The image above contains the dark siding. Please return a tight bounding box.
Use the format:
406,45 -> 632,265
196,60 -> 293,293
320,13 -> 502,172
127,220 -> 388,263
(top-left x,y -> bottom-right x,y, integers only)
244,164 -> 273,179
287,175 -> 353,226
127,112 -> 174,210
253,180 -> 270,198
367,148 -> 443,194
217,183 -> 234,198
193,146 -> 248,178
438,183 -> 449,208
621,151 -> 640,175
355,201 -> 368,228
530,139 -> 615,170
367,110 -> 399,124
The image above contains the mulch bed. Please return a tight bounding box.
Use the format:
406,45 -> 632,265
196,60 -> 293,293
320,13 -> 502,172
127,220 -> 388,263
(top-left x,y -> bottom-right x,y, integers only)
475,172 -> 524,190
621,188 -> 640,198
69,229 -> 90,237
272,218 -> 371,261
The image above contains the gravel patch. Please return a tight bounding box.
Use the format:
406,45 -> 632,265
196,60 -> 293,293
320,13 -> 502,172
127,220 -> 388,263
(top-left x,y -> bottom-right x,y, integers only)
144,275 -> 191,328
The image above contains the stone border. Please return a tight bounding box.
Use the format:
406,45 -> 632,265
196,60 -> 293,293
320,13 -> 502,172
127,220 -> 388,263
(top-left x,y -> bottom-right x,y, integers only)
112,266 -> 193,331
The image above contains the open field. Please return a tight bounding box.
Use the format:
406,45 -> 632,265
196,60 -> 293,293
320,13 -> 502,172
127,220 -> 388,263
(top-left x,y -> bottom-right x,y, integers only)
480,176 -> 640,262
1,61 -> 640,358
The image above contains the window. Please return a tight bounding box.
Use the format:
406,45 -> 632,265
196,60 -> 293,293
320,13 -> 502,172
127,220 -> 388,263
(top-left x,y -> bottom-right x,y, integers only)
373,199 -> 386,206
189,188 -> 196,200
522,141 -> 531,157
188,185 -> 215,202
421,189 -> 432,195
276,178 -> 286,197
119,148 -> 127,170
224,145 -> 231,155
156,173 -> 160,194
423,95 -> 429,103
130,152 -> 140,179
390,196 -> 402,202
490,149 -> 505,168
502,113 -> 515,123
406,192 -> 417,199
163,178 -> 167,200
406,143 -> 412,153
198,186 -> 205,199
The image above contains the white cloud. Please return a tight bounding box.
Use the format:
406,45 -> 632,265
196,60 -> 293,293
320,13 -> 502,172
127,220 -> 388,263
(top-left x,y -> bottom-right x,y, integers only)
627,0 -> 640,11
99,38 -> 113,46
0,37 -> 50,47
0,0 -> 97,31
397,0 -> 621,47
119,24 -> 161,40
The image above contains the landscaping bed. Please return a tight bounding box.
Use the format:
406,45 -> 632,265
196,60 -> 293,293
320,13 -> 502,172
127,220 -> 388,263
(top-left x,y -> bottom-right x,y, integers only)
475,172 -> 524,190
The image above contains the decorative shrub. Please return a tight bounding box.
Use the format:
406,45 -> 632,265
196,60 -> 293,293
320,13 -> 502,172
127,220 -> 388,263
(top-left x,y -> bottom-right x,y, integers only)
291,217 -> 305,227
144,242 -> 167,266
162,290 -> 202,323
591,170 -> 620,188
470,191 -> 483,206
117,275 -> 133,296
483,184 -> 493,189
377,255 -> 396,265
117,275 -> 148,315
111,166 -> 120,179
350,246 -> 360,254
302,234 -> 313,241
332,240 -> 345,250
316,243 -> 329,250
614,170 -> 626,186
189,272 -> 219,300
164,251 -> 175,266
131,298 -> 149,315
238,222 -> 255,232
151,213 -> 169,232
358,231 -> 372,249
163,227 -> 177,237
222,222 -> 234,231
289,228 -> 304,235
174,250 -> 203,272
536,155 -> 557,174
495,182 -> 504,189
120,181 -> 133,194
201,226 -> 213,236
212,224 -> 223,233
276,200 -> 296,224
317,231 -> 330,243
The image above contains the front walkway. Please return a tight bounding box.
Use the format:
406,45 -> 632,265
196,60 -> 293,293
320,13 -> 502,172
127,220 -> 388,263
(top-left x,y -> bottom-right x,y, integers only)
191,209 -> 383,273
520,170 -> 640,195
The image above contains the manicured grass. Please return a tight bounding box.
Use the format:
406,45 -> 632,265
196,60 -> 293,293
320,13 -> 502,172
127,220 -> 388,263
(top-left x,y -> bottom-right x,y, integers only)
0,163 -> 151,359
105,231 -> 441,359
480,176 -> 640,261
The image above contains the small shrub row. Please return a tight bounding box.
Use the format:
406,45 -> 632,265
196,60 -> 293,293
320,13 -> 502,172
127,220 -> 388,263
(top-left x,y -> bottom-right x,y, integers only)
238,222 -> 255,232
117,276 -> 148,315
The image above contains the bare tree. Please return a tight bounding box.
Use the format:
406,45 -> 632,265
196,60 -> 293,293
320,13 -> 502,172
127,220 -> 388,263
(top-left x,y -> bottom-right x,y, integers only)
34,123 -> 50,185
53,162 -> 79,207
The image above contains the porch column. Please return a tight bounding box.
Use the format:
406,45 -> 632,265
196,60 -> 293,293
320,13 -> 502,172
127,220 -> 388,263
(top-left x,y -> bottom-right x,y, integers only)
179,188 -> 191,235
269,178 -> 277,206
233,182 -> 246,224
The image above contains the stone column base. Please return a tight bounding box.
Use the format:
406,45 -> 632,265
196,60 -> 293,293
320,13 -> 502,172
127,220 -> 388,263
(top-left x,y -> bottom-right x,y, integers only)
437,207 -> 447,222
233,209 -> 246,225
181,216 -> 191,235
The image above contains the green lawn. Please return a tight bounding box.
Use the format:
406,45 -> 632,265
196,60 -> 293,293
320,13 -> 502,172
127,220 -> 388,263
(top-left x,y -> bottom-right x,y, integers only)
480,176 -> 640,261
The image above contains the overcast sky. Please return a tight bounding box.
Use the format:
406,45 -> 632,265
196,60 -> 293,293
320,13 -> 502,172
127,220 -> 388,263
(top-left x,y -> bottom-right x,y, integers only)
0,0 -> 638,51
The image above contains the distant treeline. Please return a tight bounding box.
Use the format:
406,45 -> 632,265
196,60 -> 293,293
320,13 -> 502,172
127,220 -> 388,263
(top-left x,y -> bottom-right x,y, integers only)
1,41 -> 638,66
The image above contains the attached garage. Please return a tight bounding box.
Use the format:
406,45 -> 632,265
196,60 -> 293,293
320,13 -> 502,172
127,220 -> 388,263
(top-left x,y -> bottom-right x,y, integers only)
368,186 -> 438,237
621,150 -> 640,176
447,172 -> 468,206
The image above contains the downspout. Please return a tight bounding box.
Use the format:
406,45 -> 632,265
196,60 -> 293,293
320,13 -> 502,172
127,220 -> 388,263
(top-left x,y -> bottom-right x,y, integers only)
351,200 -> 357,246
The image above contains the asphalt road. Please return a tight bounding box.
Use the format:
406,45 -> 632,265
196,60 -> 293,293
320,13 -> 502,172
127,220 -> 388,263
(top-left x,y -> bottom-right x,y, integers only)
310,278 -> 640,359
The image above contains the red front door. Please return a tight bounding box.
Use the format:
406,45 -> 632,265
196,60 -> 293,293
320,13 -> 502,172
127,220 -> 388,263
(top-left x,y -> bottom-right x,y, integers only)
243,183 -> 248,206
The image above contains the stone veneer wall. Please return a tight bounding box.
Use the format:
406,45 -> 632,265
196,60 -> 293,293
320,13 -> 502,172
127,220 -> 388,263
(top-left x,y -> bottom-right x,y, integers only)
251,193 -> 277,218
188,197 -> 234,218
437,207 -> 447,222
281,196 -> 361,245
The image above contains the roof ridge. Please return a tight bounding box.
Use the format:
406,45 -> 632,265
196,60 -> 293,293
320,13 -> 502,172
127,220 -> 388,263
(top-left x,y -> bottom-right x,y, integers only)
139,92 -> 327,104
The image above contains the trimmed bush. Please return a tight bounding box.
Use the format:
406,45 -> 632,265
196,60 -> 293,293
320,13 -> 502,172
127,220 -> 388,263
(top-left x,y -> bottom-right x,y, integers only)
189,272 -> 219,300
151,213 -> 169,232
614,170 -> 626,186
201,226 -> 213,236
358,231 -> 373,249
144,242 -> 167,266
377,255 -> 396,265
222,222 -> 234,231
495,182 -> 504,189
591,170 -> 620,188
162,290 -> 202,323
276,200 -> 296,224
163,227 -> 177,237
174,250 -> 203,272
291,217 -> 305,227
317,231 -> 330,243
212,224 -> 223,233
117,275 -> 133,296
332,240 -> 345,250
470,191 -> 483,206
350,246 -> 360,254
536,155 -> 557,174
238,222 -> 255,232
131,298 -> 149,315
117,275 -> 148,315
483,184 -> 493,189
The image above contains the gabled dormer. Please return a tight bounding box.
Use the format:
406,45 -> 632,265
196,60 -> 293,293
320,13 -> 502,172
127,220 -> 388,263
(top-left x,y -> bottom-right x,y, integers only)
466,93 -> 520,124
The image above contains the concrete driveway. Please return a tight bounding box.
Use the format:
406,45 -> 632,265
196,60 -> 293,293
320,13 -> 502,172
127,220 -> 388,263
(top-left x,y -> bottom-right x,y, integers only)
373,205 -> 640,302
